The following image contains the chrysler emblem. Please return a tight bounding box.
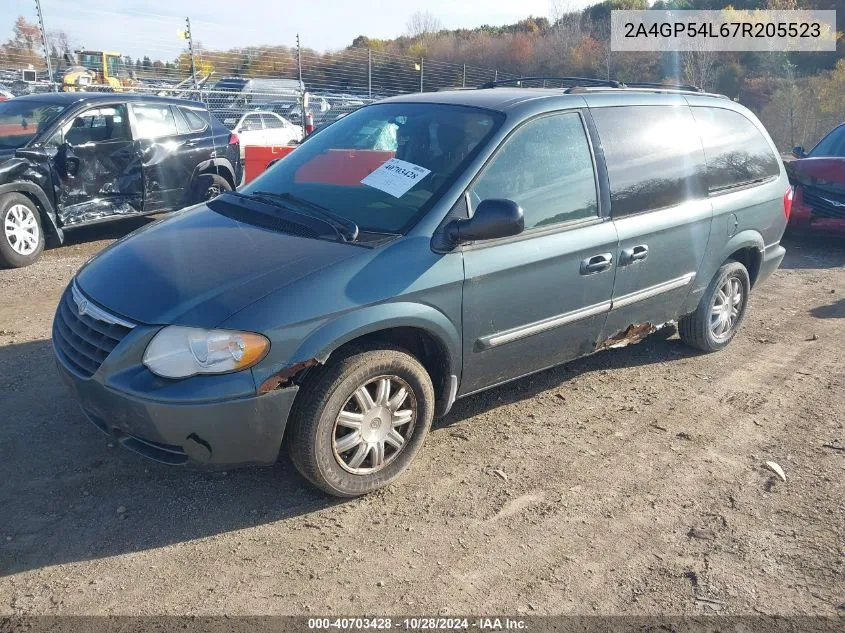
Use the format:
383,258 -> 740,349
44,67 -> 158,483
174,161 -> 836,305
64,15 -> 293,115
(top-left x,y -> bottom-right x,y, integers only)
820,196 -> 844,208
77,298 -> 89,316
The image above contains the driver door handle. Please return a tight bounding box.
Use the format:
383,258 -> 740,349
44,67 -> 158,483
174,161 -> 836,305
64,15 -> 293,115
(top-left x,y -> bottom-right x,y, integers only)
580,253 -> 613,275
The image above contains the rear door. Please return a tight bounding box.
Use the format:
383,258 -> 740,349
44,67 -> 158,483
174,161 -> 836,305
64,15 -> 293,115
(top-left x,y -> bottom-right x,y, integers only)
52,102 -> 143,226
130,102 -> 189,210
460,110 -> 618,395
588,102 -> 713,342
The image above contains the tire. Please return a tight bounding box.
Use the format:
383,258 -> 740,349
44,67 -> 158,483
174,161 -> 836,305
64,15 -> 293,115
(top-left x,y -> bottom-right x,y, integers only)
678,260 -> 751,352
0,193 -> 44,268
288,347 -> 435,497
191,173 -> 232,203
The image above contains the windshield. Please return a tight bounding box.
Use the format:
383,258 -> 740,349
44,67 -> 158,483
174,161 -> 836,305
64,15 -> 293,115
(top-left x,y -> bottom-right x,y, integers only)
0,100 -> 66,150
809,124 -> 845,158
242,103 -> 502,234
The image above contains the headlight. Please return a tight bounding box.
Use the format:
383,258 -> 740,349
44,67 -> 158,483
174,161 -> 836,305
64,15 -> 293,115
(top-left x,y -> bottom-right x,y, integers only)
143,326 -> 269,379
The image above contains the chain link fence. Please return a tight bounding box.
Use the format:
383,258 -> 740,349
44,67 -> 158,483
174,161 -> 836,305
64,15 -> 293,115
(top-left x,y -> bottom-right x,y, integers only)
1,3 -> 517,130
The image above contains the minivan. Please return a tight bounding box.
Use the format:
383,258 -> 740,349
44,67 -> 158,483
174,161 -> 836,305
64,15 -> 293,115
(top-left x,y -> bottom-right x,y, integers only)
53,80 -> 789,497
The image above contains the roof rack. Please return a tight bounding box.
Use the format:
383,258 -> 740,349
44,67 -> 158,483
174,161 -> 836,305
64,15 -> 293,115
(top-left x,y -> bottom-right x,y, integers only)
622,81 -> 703,92
478,76 -> 622,89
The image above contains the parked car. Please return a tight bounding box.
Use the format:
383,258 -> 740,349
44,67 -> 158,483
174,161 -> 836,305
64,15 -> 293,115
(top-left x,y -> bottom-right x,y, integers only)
53,83 -> 788,497
224,110 -> 302,157
786,123 -> 845,235
0,92 -> 242,268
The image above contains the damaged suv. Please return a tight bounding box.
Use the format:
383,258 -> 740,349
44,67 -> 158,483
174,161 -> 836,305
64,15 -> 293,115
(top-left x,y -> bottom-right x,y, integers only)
0,93 -> 242,268
53,82 -> 788,497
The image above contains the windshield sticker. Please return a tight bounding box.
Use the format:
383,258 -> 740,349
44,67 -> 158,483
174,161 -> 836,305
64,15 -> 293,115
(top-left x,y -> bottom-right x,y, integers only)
361,158 -> 431,198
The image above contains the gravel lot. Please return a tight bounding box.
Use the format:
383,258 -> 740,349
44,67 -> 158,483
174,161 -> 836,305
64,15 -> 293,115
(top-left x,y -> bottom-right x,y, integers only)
0,217 -> 843,616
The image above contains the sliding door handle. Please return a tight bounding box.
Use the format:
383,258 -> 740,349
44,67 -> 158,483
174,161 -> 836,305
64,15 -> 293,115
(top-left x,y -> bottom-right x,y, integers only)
621,245 -> 648,265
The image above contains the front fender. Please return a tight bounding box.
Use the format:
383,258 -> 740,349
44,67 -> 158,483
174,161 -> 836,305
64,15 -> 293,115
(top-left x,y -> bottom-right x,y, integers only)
252,302 -> 462,390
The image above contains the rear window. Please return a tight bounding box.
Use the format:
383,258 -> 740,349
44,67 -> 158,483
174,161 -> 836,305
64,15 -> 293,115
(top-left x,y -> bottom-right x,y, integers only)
692,107 -> 780,192
591,105 -> 706,217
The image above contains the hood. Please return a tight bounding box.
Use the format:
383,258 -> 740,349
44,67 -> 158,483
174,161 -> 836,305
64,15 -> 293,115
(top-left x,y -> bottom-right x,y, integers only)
787,157 -> 845,193
75,204 -> 361,327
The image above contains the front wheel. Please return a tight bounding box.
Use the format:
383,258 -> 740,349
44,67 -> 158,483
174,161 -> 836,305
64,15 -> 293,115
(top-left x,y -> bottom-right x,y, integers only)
288,348 -> 435,497
678,260 -> 751,352
0,193 -> 44,268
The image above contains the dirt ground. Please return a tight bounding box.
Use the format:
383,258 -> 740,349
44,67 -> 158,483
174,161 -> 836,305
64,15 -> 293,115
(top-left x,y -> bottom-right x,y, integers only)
0,217 -> 843,617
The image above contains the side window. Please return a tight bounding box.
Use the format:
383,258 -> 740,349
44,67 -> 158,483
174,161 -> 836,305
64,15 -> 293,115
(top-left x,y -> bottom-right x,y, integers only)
180,107 -> 208,132
263,114 -> 283,129
591,106 -> 706,217
241,114 -> 263,131
172,107 -> 190,135
62,104 -> 130,145
469,112 -> 598,230
132,104 -> 178,139
693,107 -> 781,192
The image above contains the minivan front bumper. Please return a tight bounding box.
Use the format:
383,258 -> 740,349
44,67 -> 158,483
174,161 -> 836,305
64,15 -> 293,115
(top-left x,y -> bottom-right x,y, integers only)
54,352 -> 297,468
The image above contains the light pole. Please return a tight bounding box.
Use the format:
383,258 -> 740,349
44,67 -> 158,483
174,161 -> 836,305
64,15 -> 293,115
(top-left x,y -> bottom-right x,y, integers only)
34,0 -> 56,91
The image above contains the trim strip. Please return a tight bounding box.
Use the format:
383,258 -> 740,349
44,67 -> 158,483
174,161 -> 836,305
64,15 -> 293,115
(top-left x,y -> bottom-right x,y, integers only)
477,300 -> 611,350
71,282 -> 136,329
611,272 -> 695,310
474,272 -> 695,351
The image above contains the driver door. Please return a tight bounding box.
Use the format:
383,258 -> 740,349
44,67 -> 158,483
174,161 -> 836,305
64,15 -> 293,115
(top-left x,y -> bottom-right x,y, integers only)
53,103 -> 143,226
460,111 -> 618,394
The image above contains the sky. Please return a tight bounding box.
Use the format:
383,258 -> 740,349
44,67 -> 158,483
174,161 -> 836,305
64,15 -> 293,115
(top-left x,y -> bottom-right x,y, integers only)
5,0 -> 595,59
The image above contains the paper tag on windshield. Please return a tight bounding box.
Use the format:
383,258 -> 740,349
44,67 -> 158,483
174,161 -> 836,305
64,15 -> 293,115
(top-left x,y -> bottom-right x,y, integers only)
361,158 -> 431,198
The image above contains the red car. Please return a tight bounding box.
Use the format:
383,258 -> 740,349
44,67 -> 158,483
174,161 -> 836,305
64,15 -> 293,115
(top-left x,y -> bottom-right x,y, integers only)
786,123 -> 845,235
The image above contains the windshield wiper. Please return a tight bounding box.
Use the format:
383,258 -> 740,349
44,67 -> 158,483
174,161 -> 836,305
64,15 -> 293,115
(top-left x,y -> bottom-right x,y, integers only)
221,191 -> 348,241
254,191 -> 359,242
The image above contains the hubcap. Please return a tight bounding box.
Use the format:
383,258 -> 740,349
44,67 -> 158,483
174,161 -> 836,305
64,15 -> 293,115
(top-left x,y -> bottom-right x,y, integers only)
332,375 -> 416,475
204,186 -> 221,200
709,275 -> 743,341
4,204 -> 39,255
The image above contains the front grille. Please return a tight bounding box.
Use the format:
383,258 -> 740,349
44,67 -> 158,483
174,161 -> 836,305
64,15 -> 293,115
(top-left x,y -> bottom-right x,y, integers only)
803,187 -> 845,220
52,284 -> 134,378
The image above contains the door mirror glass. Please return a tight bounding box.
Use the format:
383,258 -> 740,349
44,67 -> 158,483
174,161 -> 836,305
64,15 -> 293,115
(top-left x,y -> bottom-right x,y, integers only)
792,145 -> 805,159
447,199 -> 524,246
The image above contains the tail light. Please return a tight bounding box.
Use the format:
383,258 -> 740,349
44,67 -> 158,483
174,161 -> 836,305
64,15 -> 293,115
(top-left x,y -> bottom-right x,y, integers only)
228,132 -> 239,146
787,184 -> 813,224
783,185 -> 794,221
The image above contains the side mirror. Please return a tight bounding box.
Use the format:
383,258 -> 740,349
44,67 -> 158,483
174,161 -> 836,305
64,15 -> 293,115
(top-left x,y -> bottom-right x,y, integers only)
792,146 -> 805,159
447,199 -> 524,246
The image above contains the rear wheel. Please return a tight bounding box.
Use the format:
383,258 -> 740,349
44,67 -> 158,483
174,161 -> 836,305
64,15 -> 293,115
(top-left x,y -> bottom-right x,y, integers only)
192,173 -> 232,203
0,193 -> 44,268
678,261 -> 750,352
288,347 -> 434,497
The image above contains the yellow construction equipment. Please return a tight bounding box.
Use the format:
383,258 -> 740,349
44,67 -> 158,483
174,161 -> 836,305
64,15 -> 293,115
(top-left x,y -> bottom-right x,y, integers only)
61,51 -> 135,92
